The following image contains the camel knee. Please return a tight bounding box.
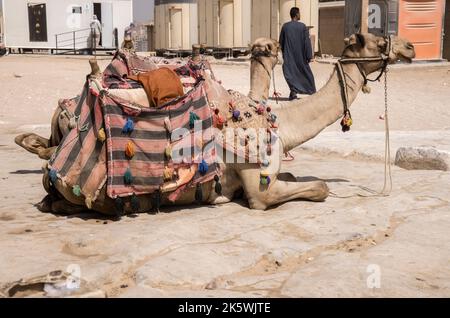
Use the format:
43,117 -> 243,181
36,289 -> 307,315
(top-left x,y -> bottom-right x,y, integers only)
311,181 -> 329,201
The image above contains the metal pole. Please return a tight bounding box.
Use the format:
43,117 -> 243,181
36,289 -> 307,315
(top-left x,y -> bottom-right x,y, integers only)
55,34 -> 58,54
73,31 -> 76,53
361,0 -> 369,33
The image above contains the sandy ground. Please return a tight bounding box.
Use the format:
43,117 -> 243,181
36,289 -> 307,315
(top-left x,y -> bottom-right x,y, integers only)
0,54 -> 449,298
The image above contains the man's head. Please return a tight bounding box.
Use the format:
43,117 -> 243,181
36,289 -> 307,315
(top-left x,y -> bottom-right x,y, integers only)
290,7 -> 300,21
130,23 -> 135,28
93,15 -> 98,20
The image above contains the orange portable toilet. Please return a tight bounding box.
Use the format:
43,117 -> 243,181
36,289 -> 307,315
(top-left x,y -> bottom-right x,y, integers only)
398,0 -> 445,60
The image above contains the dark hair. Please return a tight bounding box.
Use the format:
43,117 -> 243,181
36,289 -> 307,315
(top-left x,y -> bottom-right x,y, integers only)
290,7 -> 300,19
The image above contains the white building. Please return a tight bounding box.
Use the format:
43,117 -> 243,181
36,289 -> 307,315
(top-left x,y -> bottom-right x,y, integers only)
1,0 -> 133,51
154,0 -> 319,52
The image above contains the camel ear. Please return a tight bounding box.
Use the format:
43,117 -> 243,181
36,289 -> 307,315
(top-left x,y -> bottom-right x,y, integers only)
344,37 -> 351,46
15,133 -> 50,156
355,33 -> 366,48
376,37 -> 387,49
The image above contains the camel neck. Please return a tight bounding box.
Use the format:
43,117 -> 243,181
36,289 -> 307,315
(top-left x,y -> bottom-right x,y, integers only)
275,63 -> 364,152
248,57 -> 272,102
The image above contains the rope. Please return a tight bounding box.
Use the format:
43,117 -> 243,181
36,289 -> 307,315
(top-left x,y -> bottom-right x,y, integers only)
330,67 -> 393,199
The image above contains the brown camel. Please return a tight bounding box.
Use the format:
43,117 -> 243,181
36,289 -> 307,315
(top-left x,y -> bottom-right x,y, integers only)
15,33 -> 415,215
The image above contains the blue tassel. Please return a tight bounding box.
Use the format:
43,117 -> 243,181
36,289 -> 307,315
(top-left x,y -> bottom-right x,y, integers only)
131,194 -> 140,212
189,112 -> 200,128
199,159 -> 208,175
232,110 -> 241,120
124,168 -> 133,185
122,118 -> 134,134
49,169 -> 58,184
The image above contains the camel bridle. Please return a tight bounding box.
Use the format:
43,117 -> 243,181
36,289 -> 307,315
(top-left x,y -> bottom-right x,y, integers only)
332,35 -> 394,198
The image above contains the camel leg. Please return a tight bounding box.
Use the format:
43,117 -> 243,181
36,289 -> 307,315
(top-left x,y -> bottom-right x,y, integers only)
237,166 -> 329,210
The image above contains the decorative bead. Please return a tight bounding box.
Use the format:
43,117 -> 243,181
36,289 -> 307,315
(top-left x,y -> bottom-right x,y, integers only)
256,105 -> 265,115
262,159 -> 270,167
214,108 -> 220,115
232,110 -> 241,120
266,107 -> 272,113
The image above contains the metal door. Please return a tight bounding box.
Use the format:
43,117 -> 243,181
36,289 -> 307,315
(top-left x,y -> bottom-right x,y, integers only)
28,3 -> 48,42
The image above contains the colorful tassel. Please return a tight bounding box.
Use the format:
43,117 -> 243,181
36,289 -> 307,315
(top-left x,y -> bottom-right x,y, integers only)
163,166 -> 173,181
199,159 -> 209,175
125,141 -> 135,159
122,118 -> 134,134
260,171 -> 271,186
189,112 -> 200,128
164,117 -> 172,133
195,183 -> 203,203
232,110 -> 241,121
49,169 -> 58,184
72,185 -> 81,197
115,197 -> 124,216
124,168 -> 133,185
214,175 -> 222,195
165,144 -> 173,160
256,105 -> 265,115
85,195 -> 93,210
98,128 -> 106,142
269,113 -> 277,123
131,194 -> 140,212
340,111 -> 353,133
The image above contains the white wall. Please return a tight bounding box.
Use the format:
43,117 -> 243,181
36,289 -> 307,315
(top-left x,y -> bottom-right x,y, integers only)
2,0 -> 132,49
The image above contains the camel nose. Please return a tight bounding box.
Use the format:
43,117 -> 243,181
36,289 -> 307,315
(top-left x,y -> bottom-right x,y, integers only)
406,42 -> 414,50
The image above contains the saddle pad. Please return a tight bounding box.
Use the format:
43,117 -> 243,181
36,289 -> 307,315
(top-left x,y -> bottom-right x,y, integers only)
102,82 -> 219,199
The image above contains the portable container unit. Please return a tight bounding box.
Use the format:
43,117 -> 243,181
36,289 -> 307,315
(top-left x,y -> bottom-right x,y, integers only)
197,0 -> 251,49
251,0 -> 319,50
154,0 -> 198,51
1,0 -> 133,51
398,0 -> 445,60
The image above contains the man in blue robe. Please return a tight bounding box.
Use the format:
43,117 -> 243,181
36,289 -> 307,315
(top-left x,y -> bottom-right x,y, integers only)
279,7 -> 316,100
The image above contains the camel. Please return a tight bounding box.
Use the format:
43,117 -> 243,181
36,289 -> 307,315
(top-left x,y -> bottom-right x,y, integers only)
15,33 -> 415,215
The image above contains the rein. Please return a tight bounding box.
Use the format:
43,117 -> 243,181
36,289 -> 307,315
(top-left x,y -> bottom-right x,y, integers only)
331,36 -> 393,197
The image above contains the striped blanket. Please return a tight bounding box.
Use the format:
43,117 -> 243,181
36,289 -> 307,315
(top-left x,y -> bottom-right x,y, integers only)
103,82 -> 219,199
48,51 -> 219,206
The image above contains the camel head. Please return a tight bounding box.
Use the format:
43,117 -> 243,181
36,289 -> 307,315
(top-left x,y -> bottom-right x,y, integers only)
343,33 -> 415,74
250,37 -> 280,68
248,38 -> 280,102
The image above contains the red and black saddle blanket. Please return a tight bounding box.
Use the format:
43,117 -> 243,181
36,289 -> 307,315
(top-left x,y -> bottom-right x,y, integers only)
48,51 -> 219,205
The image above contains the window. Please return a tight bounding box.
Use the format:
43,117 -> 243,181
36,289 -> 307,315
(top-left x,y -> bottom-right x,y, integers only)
72,6 -> 82,14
